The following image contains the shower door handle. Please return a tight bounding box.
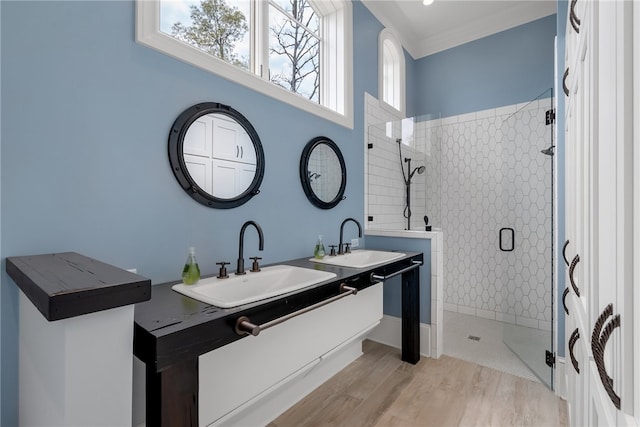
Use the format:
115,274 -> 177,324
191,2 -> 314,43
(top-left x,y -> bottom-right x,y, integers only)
499,228 -> 515,252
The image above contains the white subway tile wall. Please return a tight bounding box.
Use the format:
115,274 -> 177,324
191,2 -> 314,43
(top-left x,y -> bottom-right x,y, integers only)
364,93 -> 440,231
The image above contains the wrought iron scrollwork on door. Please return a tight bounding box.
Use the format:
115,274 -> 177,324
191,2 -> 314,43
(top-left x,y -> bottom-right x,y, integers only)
562,240 -> 570,267
591,303 -> 621,410
563,68 -> 570,97
570,0 -> 581,33
568,254 -> 581,297
568,328 -> 580,374
562,287 -> 570,315
562,241 -> 571,316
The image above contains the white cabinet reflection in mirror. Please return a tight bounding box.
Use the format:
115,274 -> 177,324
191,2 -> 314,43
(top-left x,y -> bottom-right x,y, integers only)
183,113 -> 257,198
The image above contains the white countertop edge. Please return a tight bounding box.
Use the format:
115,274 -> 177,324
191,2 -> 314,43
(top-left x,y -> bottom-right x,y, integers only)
365,228 -> 442,240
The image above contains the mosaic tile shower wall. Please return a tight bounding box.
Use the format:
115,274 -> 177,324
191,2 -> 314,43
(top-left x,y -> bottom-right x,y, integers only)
364,93 -> 552,331
437,99 -> 553,331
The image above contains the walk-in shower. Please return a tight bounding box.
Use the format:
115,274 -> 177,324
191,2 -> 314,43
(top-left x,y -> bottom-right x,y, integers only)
366,89 -> 555,389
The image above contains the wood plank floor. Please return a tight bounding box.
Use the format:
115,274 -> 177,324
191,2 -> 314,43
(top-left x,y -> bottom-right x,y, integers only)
269,340 -> 568,427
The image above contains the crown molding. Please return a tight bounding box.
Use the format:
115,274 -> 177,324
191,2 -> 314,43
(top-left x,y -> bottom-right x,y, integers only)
361,1 -> 557,60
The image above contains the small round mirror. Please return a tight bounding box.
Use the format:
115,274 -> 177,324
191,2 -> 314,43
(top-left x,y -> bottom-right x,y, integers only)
168,103 -> 265,209
299,136 -> 346,209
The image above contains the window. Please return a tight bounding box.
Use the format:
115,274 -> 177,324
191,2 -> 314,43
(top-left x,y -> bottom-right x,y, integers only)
378,28 -> 405,115
268,0 -> 320,103
137,0 -> 353,128
161,0 -> 252,70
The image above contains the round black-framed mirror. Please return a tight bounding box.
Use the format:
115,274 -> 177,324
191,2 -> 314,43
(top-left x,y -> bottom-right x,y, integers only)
168,102 -> 265,209
299,136 -> 346,209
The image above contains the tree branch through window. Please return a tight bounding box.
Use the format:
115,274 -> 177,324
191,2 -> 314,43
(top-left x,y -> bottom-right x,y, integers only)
269,0 -> 320,102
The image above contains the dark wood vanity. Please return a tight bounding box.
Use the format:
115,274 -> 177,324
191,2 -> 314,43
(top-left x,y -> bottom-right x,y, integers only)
134,251 -> 423,426
6,252 -> 151,321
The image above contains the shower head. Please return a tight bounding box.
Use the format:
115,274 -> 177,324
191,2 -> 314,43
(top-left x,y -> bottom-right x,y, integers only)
541,145 -> 555,156
409,165 -> 425,179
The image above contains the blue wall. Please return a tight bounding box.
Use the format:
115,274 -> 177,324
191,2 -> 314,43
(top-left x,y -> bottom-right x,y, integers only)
0,1 -> 382,423
414,14 -> 557,118
404,49 -> 419,118
0,1 -> 559,422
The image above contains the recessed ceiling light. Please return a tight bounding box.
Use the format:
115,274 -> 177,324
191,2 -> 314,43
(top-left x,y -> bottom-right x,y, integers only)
423,0 -> 434,5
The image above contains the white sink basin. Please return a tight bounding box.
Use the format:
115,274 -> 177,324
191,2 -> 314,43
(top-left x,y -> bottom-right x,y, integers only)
172,264 -> 337,308
310,249 -> 405,268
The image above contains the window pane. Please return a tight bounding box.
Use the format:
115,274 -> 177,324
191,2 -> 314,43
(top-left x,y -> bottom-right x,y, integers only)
270,0 -> 319,34
269,3 -> 320,103
382,39 -> 400,110
160,0 -> 251,70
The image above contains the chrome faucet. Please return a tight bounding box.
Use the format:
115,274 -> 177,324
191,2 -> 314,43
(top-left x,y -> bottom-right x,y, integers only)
338,218 -> 362,255
236,220 -> 264,275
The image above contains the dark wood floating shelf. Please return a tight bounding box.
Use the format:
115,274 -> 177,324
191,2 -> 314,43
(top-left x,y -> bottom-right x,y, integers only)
6,252 -> 151,321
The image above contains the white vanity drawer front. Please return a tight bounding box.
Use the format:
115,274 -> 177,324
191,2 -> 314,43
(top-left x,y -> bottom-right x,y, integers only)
198,282 -> 383,426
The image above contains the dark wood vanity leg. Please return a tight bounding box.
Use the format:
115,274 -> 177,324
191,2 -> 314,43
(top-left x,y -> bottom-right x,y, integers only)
146,358 -> 199,427
401,267 -> 420,364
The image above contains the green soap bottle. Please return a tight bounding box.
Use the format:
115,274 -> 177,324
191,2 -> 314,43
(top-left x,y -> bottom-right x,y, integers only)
182,247 -> 201,285
314,235 -> 326,259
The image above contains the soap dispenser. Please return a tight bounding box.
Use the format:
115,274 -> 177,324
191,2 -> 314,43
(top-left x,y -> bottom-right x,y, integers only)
182,247 -> 201,285
314,235 -> 326,259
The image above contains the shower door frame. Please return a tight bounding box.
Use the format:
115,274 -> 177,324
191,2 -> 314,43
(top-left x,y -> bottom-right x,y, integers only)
500,90 -> 556,390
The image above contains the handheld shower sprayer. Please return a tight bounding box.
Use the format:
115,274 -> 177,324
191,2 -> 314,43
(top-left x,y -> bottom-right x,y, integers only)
404,158 -> 425,182
410,165 -> 426,180
397,142 -> 426,230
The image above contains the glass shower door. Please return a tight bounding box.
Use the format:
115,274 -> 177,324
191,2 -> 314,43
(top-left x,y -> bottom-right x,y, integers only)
500,91 -> 554,389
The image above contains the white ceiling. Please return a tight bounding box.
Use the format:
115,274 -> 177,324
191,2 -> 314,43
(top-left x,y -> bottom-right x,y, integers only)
360,0 -> 557,59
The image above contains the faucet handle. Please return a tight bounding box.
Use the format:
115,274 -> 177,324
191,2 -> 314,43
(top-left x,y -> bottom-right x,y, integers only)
216,261 -> 230,279
329,245 -> 337,256
343,243 -> 352,254
250,256 -> 262,272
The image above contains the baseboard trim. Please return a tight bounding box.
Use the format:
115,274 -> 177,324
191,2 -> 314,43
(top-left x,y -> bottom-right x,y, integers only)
366,314 -> 432,357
